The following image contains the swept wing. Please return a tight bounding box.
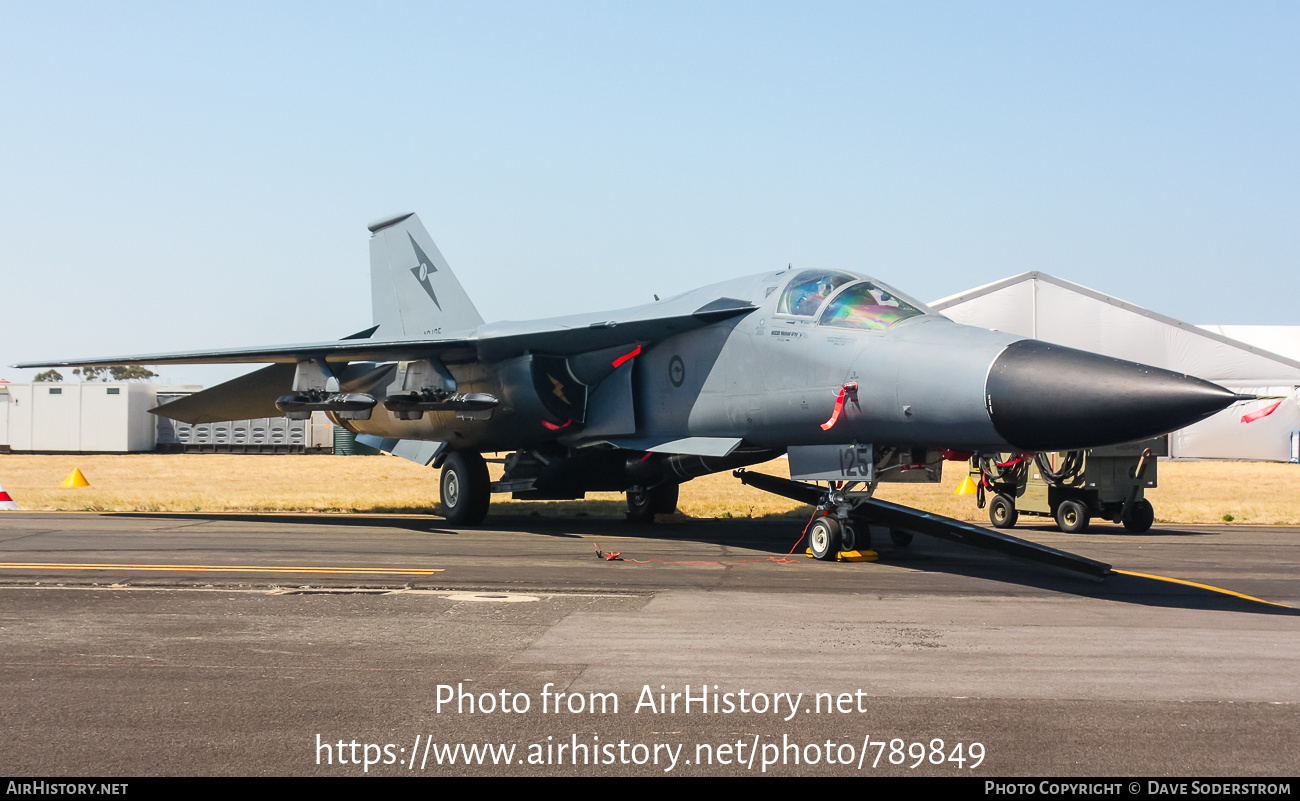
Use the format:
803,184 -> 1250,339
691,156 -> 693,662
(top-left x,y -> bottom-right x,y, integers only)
13,297 -> 756,369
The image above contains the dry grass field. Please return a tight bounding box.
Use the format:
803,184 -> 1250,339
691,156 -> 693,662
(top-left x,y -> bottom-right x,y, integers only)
2,453 -> 1298,525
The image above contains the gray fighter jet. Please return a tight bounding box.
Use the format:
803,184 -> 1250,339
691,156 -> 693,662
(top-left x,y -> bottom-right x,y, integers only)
18,212 -> 1239,565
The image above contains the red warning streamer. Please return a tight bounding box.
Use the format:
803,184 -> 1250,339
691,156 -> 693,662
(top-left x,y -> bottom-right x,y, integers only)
1241,399 -> 1283,424
820,382 -> 858,431
612,345 -> 642,368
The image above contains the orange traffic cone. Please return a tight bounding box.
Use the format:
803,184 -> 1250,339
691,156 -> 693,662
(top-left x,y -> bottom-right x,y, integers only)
61,468 -> 90,488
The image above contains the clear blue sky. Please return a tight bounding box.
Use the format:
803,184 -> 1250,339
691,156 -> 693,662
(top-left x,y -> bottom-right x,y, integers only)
3,1 -> 1296,386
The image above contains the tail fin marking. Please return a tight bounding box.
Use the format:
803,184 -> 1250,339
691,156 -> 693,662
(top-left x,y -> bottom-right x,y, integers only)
369,213 -> 484,339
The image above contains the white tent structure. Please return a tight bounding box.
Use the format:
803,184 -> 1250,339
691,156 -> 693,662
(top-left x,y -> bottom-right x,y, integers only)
1198,325 -> 1300,363
932,272 -> 1300,462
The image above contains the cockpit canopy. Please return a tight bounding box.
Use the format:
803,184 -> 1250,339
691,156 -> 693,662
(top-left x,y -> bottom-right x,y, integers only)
776,269 -> 928,331
776,270 -> 857,316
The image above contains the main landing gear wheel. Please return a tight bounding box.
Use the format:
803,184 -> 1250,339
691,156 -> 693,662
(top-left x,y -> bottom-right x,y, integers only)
989,493 -> 1018,529
440,451 -> 490,526
626,482 -> 679,523
1055,499 -> 1090,534
808,517 -> 842,561
1122,498 -> 1155,533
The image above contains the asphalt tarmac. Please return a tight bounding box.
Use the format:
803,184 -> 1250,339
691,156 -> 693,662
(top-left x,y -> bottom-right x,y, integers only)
1,511 -> 1297,777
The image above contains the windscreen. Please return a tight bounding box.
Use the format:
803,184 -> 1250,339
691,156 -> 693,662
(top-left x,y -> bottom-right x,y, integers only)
818,281 -> 926,331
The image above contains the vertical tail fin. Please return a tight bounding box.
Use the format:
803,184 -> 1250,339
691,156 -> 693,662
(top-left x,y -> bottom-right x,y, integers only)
367,212 -> 485,339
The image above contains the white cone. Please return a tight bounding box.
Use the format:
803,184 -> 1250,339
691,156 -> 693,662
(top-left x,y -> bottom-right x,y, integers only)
0,481 -> 18,510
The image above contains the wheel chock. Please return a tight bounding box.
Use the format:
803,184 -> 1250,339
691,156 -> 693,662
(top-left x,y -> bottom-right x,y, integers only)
804,549 -> 879,562
837,549 -> 878,562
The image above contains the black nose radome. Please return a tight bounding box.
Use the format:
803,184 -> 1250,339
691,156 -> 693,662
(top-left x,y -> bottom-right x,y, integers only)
986,340 -> 1239,452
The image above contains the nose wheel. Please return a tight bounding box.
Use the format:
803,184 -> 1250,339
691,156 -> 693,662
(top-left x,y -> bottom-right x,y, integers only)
808,517 -> 842,560
807,515 -> 874,561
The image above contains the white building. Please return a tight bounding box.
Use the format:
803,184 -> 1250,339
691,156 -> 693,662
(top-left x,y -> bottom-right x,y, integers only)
0,382 -> 331,454
0,382 -> 191,453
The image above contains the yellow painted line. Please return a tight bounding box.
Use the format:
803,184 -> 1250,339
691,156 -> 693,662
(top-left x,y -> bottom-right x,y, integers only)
0,562 -> 442,575
1113,569 -> 1293,609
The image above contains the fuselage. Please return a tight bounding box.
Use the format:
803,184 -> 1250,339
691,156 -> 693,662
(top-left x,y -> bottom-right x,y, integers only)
338,267 -> 1236,455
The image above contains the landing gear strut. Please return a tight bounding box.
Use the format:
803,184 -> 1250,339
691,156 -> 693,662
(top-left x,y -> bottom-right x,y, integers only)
826,486 -> 874,559
798,483 -> 877,561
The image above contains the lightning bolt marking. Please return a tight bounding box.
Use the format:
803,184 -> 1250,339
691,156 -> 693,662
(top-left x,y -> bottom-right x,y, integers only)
407,233 -> 442,309
549,375 -> 569,404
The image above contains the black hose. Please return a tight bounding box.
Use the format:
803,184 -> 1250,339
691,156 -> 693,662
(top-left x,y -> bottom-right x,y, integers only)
1034,451 -> 1085,485
979,455 -> 1028,486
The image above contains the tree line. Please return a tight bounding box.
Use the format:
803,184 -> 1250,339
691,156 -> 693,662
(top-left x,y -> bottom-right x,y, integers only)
32,366 -> 159,382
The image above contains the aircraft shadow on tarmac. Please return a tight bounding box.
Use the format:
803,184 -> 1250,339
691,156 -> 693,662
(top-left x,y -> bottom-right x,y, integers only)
875,539 -> 1297,616
106,509 -> 1295,616
1007,522 -> 1216,538
107,510 -> 585,538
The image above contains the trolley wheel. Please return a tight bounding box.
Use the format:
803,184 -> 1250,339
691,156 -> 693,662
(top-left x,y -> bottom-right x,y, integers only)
1122,499 -> 1155,533
440,451 -> 490,526
989,493 -> 1018,529
1055,499 -> 1090,534
808,517 -> 842,561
